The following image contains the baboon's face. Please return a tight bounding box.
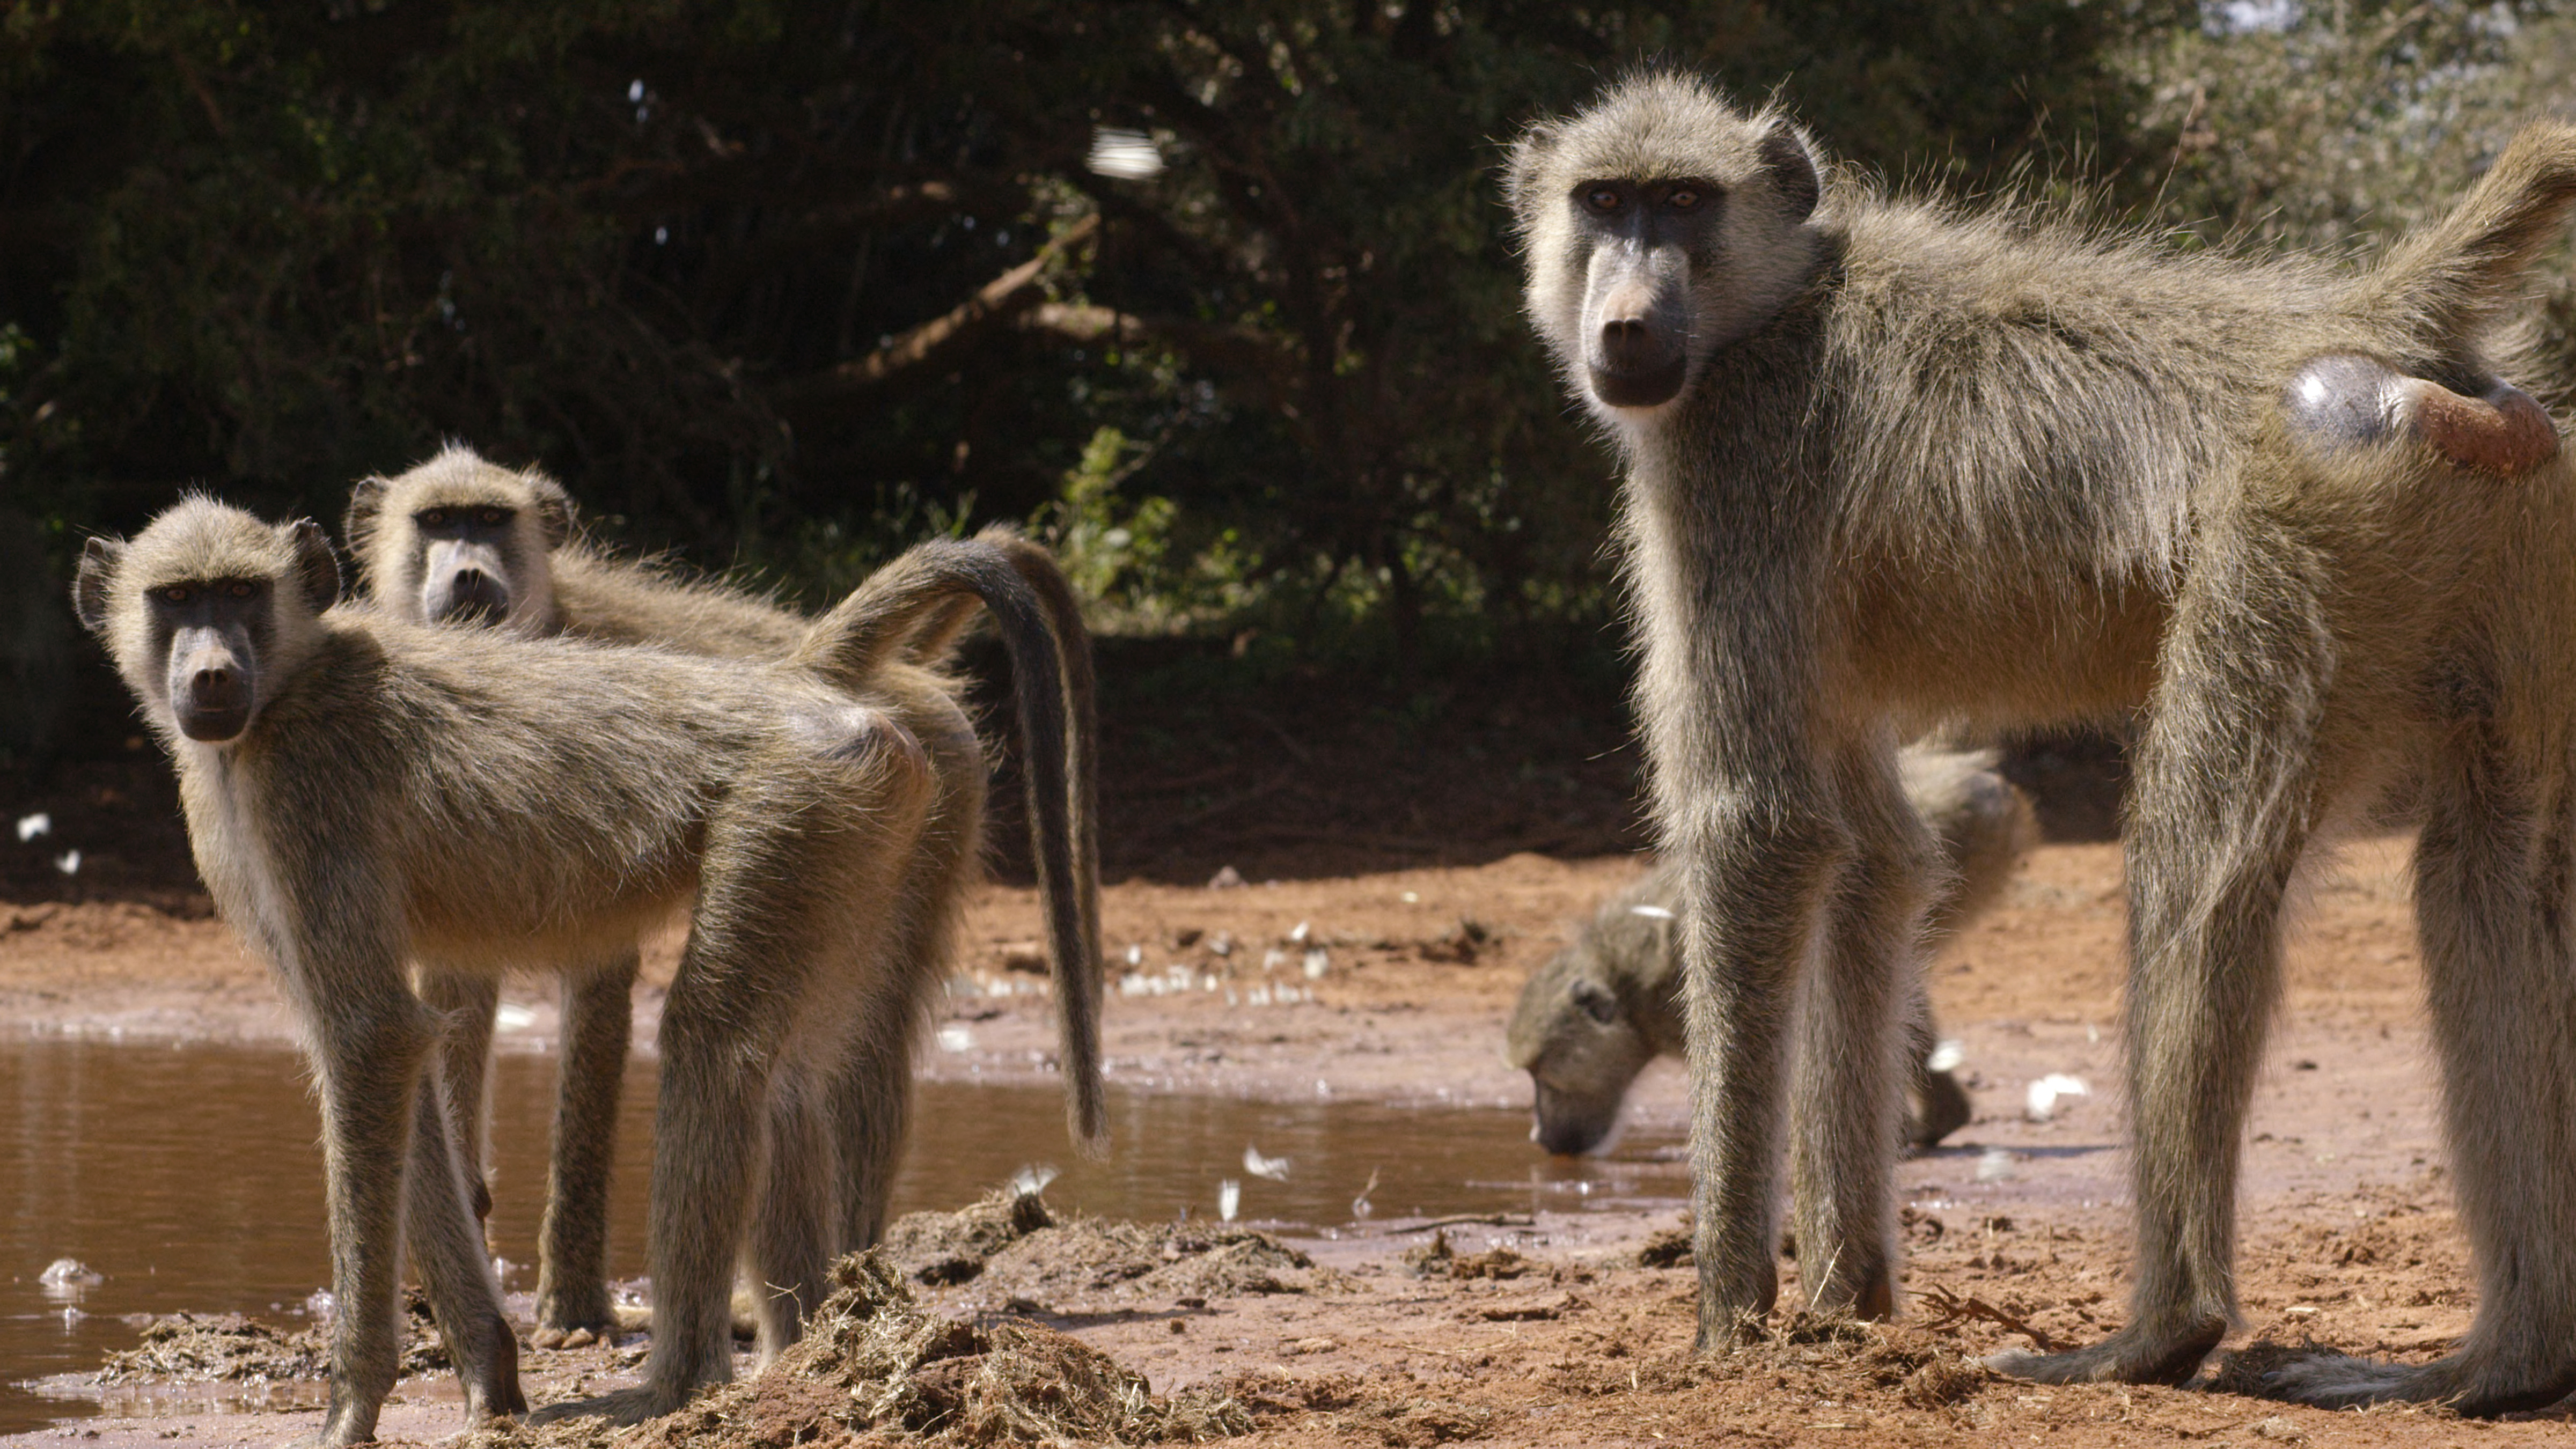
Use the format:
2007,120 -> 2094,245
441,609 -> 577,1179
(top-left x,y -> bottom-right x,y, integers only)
1508,73 -> 1823,422
407,499 -> 525,626
1507,948 -> 1656,1157
346,449 -> 571,634
74,501 -> 340,746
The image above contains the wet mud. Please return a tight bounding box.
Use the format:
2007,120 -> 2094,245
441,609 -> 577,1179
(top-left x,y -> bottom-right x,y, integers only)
6,840 -> 2575,1445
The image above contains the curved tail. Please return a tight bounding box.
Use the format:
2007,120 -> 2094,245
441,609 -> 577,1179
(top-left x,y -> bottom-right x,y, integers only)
798,536 -> 1109,1154
2352,120 -> 2576,358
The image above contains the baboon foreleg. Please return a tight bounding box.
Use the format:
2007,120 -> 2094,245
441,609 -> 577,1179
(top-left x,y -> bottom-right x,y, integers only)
2000,546 -> 2325,1387
418,969 -> 498,1223
534,949 -> 637,1342
1679,791 -> 1848,1350
2268,720 -> 2576,1415
1788,745 -> 1930,1318
400,1061 -> 525,1422
301,981 -> 445,1448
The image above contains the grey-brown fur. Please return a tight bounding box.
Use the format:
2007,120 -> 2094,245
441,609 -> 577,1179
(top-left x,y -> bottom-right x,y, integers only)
1507,747 -> 2032,1157
1509,69 -> 2576,1410
72,496 -> 1103,1440
343,447 -> 1103,1342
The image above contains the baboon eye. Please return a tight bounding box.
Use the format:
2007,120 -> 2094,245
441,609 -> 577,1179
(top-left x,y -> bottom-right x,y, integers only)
1665,186 -> 1704,212
225,580 -> 256,598
474,507 -> 508,527
158,585 -> 192,604
1581,185 -> 1625,215
418,509 -> 449,527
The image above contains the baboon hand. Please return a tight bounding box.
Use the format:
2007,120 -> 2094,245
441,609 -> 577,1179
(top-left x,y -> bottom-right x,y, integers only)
1987,1317 -> 2226,1387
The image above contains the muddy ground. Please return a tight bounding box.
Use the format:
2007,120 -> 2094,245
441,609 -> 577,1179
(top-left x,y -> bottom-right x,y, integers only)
3,835 -> 2569,1446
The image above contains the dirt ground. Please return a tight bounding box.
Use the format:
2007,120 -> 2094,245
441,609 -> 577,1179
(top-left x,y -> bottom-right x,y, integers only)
4,835 -> 2570,1446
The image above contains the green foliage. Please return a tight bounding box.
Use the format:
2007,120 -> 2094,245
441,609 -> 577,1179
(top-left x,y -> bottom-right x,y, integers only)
0,0 -> 2196,683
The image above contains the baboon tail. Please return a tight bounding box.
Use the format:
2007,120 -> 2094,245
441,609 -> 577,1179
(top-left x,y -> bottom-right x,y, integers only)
2355,119 -> 2576,356
798,537 -> 1111,1155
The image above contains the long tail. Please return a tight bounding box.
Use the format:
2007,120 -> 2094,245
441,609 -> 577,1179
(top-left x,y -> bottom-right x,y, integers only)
2352,120 -> 2576,357
797,538 -> 1110,1154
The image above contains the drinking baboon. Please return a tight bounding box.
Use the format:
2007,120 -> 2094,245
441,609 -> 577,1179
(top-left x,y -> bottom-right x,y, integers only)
342,446 -> 1099,1344
1510,70 -> 2576,1410
74,498 -> 1107,1442
1509,747 -> 2034,1157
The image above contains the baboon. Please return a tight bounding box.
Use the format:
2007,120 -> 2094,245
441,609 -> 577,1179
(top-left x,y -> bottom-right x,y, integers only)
1508,747 -> 2034,1157
74,498 -> 1106,1443
1509,70 -> 2576,1411
341,446 -> 1099,1344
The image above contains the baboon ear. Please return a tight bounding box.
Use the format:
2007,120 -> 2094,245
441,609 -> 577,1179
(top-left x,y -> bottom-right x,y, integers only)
71,537 -> 124,637
1758,125 -> 1821,225
287,519 -> 343,614
1570,979 -> 1621,1026
527,474 -> 575,549
343,476 -> 387,553
1503,123 -> 1558,211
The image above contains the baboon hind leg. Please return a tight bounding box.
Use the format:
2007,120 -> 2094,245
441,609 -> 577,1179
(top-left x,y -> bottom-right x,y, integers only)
2269,718 -> 2576,1415
1789,742 -> 1932,1319
746,1066 -> 839,1360
1998,546 -> 2329,1387
534,948 -> 638,1343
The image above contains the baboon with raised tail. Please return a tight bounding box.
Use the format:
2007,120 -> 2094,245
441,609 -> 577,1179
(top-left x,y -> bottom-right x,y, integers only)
73,498 -> 1106,1442
1509,69 -> 2576,1411
341,446 -> 1100,1345
1508,746 -> 2033,1158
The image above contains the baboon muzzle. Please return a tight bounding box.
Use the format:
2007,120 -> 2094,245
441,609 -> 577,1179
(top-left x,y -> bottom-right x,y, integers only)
431,568 -> 511,626
171,643 -> 252,742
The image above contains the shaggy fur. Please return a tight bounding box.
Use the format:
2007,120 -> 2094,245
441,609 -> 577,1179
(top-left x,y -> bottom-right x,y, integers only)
1509,69 -> 2576,1411
342,447 -> 1103,1342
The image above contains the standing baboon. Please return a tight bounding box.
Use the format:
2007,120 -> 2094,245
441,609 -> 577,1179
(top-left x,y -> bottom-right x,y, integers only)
74,498 -> 1106,1442
1510,70 -> 2576,1410
342,446 -> 1099,1342
1509,747 -> 2034,1157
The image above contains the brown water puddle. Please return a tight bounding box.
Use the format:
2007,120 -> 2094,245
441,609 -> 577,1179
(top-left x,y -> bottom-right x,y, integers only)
0,1033 -> 1683,1433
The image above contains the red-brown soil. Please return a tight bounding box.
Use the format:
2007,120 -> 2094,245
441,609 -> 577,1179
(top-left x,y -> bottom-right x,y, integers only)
4,835 -> 2570,1446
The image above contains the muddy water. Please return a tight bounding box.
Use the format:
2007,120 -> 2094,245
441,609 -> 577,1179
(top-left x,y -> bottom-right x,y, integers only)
1,1034 -> 1682,1431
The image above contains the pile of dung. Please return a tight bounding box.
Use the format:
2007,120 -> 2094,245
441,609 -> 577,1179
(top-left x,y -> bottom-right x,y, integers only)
1536,1314 -> 1990,1414
885,1187 -> 1337,1306
92,1314 -> 329,1386
478,1252 -> 1249,1448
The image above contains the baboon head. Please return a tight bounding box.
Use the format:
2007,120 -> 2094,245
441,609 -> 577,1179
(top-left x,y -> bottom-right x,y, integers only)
1506,71 -> 1824,420
73,498 -> 341,745
1506,933 -> 1661,1157
344,445 -> 574,633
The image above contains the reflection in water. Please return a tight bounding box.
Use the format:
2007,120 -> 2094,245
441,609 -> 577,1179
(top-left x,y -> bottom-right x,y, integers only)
0,1035 -> 1683,1432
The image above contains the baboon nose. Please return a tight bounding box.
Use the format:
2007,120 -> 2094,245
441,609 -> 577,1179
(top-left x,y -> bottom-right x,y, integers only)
178,668 -> 251,741
435,569 -> 509,626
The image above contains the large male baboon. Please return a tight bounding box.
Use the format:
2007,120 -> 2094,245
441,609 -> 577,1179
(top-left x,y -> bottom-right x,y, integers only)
1509,747 -> 2033,1157
340,446 -> 1098,1344
1509,71 -> 2576,1411
73,498 -> 1107,1443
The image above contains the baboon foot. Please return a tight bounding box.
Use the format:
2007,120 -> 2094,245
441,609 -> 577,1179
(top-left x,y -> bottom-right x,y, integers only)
283,1397 -> 379,1449
458,1314 -> 529,1420
531,1292 -> 616,1350
1907,1069 -> 1973,1151
527,1380 -> 699,1428
2263,1349 -> 2576,1418
1988,1316 -> 2225,1386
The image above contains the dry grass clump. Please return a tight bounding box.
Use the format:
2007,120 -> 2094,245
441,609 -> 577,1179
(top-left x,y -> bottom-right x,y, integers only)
885,1185 -> 1334,1304
91,1314 -> 329,1385
472,1251 -> 1248,1448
